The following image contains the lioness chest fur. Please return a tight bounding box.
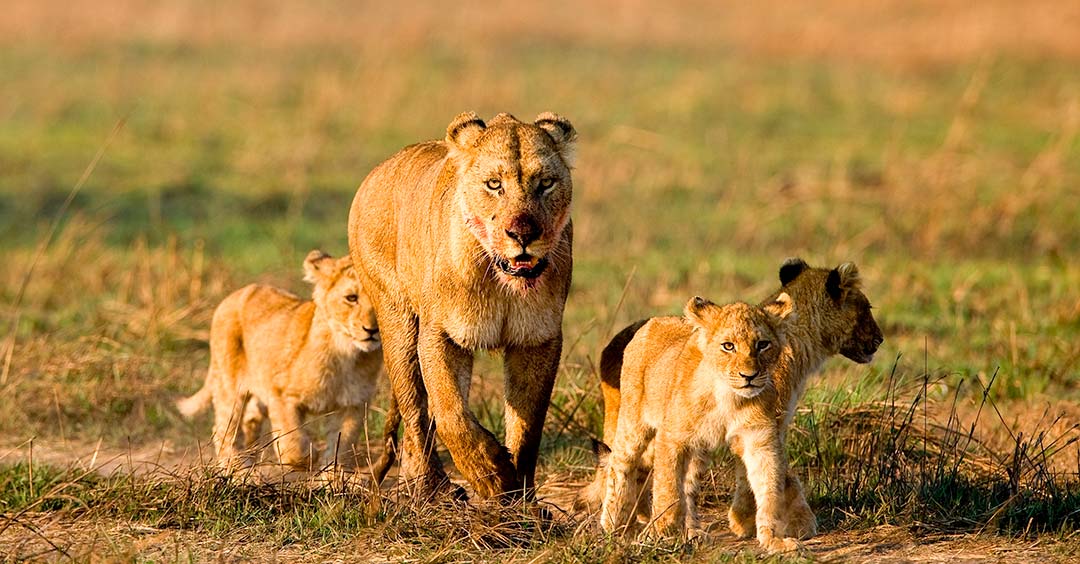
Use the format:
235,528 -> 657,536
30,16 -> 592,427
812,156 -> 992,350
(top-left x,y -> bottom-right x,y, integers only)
349,111 -> 577,499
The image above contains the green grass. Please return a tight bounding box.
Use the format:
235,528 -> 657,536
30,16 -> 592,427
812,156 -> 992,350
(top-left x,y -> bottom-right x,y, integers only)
2,0 -> 1080,561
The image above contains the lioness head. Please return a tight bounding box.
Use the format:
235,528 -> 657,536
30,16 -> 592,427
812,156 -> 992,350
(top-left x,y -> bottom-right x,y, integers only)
446,111 -> 576,292
304,250 -> 381,353
778,258 -> 883,363
685,295 -> 795,399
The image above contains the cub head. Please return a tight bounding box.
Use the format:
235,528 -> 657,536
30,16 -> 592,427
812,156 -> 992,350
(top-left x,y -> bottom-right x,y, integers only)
303,250 -> 381,353
685,295 -> 795,399
445,111 -> 576,292
778,258 -> 884,363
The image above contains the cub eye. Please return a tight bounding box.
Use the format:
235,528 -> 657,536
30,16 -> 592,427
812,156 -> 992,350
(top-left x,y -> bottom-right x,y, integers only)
539,178 -> 556,191
485,179 -> 502,190
721,342 -> 735,352
757,341 -> 771,351
345,294 -> 359,304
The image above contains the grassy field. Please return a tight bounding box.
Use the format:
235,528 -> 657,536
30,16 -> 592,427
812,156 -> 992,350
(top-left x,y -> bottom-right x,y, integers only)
2,1 -> 1080,561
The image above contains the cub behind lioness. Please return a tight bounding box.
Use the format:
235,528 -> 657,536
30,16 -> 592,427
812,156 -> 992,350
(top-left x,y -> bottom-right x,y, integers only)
177,250 -> 390,475
600,295 -> 799,553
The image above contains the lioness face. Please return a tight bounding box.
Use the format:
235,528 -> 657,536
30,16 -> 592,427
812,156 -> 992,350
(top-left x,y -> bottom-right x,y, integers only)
304,251 -> 381,353
686,297 -> 793,399
447,112 -> 576,292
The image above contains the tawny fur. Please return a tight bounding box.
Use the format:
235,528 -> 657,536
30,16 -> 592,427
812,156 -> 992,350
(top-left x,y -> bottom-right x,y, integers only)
586,258 -> 883,540
177,250 -> 391,476
348,111 -> 576,499
598,297 -> 800,553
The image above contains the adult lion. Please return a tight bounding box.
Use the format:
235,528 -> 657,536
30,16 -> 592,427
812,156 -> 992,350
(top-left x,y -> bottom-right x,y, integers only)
348,111 -> 576,499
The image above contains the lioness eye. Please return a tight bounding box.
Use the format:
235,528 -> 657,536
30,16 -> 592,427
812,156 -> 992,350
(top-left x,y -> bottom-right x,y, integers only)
345,294 -> 359,304
485,179 -> 502,190
757,341 -> 771,351
539,178 -> 556,191
721,342 -> 735,352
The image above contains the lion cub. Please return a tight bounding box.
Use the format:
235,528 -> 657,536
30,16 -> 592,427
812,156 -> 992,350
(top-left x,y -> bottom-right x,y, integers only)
600,296 -> 799,553
177,250 -> 384,472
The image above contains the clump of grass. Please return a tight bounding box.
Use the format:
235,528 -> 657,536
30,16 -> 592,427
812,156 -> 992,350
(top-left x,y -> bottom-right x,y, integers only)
791,362 -> 1080,535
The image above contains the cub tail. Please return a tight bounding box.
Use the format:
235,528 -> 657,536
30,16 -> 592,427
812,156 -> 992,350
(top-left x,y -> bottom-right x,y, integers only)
176,372 -> 213,418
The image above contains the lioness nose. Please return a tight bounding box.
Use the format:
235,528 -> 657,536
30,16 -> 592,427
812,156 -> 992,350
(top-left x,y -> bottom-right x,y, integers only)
505,215 -> 542,248
872,335 -> 884,348
363,326 -> 379,335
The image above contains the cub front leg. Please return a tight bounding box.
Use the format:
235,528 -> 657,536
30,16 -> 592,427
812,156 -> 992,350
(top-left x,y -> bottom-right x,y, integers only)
503,337 -> 560,497
728,458 -> 756,538
740,428 -> 799,554
418,325 -> 519,499
267,396 -> 312,470
321,406 -> 365,471
784,470 -> 817,539
647,433 -> 689,538
600,423 -> 653,535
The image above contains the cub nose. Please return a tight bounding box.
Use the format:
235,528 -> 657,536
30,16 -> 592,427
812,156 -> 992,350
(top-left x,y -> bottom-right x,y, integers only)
363,326 -> 379,335
872,335 -> 884,349
505,215 -> 542,248
739,372 -> 758,383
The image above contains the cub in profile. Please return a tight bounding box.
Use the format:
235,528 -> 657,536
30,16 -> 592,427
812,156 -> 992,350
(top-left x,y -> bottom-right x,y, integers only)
600,296 -> 800,553
177,250 -> 388,474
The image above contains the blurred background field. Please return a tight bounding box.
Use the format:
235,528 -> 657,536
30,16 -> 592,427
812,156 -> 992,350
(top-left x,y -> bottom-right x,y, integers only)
2,1 -> 1080,561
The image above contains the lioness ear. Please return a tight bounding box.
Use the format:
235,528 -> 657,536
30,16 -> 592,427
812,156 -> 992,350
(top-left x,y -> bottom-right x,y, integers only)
764,292 -> 797,323
825,262 -> 861,303
779,257 -> 809,286
684,296 -> 714,328
445,111 -> 487,151
534,111 -> 577,166
303,250 -> 335,284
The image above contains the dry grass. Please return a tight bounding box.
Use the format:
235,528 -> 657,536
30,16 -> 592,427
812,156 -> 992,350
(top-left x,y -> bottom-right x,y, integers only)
2,0 -> 1080,561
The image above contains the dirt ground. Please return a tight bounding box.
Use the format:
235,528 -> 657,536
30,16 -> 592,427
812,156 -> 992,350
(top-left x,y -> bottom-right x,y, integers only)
3,439 -> 1078,563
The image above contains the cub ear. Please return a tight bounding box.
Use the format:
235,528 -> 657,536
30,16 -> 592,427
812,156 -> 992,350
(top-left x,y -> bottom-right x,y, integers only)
303,250 -> 335,284
779,257 -> 809,286
763,291 -> 797,323
684,296 -> 715,328
534,111 -> 577,165
445,111 -> 487,151
825,262 -> 861,302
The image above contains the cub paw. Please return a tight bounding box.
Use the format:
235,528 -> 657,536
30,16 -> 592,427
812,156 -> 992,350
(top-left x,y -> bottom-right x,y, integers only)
759,534 -> 802,554
784,508 -> 818,540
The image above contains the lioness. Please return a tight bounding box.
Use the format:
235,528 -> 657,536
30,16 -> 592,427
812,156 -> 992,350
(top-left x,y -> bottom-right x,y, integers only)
177,250 -> 389,474
348,111 -> 576,499
590,258 -> 883,539
600,296 -> 799,553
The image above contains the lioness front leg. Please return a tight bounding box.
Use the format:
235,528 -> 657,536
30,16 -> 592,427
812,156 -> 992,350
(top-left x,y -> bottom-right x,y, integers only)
741,429 -> 799,553
377,306 -> 450,496
418,325 -> 519,499
503,337 -> 560,497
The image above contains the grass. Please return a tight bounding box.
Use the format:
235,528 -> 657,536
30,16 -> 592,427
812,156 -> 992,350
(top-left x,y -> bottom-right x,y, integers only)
2,0 -> 1080,561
